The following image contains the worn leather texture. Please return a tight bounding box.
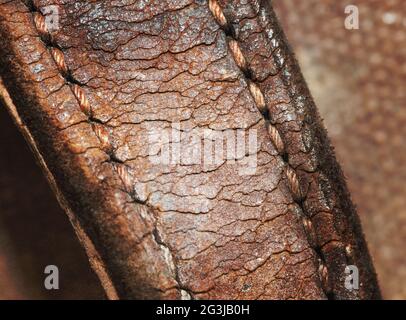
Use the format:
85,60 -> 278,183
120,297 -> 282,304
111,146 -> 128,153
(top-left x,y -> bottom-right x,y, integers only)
274,0 -> 405,299
0,0 -> 380,299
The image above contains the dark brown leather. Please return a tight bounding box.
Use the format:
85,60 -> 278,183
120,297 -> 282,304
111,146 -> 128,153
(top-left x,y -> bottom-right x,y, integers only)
0,0 -> 380,299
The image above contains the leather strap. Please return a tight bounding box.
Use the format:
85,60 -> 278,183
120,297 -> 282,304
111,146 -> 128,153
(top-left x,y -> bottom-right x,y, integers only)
0,0 -> 380,299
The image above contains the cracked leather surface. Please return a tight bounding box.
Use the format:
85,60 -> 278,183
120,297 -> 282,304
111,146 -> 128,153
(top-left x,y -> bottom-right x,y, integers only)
0,0 -> 380,299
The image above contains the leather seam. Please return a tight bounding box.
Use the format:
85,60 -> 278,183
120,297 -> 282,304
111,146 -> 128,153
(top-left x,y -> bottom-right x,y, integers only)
208,0 -> 352,299
22,0 -> 354,299
25,0 -> 190,299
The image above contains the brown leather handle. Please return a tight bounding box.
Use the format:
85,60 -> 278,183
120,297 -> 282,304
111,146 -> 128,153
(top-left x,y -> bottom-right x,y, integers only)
0,0 -> 380,299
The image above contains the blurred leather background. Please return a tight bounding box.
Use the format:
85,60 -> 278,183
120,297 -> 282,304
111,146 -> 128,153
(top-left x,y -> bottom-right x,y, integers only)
273,0 -> 405,299
0,0 -> 404,299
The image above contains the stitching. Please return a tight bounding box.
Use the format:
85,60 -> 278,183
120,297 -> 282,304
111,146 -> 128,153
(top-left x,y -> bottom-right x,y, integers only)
49,47 -> 68,75
33,8 -> 140,191
25,0 -> 354,299
72,84 -> 92,116
208,0 -> 351,298
28,2 -> 192,298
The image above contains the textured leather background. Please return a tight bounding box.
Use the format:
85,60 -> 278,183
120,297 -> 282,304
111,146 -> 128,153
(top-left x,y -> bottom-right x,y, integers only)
273,0 -> 405,299
0,0 -> 391,299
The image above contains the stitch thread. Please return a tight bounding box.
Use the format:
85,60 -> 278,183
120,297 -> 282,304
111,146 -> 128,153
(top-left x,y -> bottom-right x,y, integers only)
302,217 -> 313,238
209,0 -> 227,27
319,263 -> 329,290
27,0 -> 342,299
116,164 -> 133,193
33,12 -> 47,35
91,123 -> 112,153
266,121 -> 285,154
208,0 -> 335,297
30,5 -> 112,158
345,244 -> 353,257
50,47 -> 69,75
28,2 -> 191,299
72,84 -> 92,116
286,166 -> 302,200
228,39 -> 248,72
248,81 -> 266,114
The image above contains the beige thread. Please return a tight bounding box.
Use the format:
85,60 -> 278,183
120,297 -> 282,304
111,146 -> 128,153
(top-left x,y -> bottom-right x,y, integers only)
302,217 -> 313,237
266,122 -> 285,154
318,263 -> 329,291
31,1 -> 345,297
302,216 -> 317,248
345,244 -> 352,257
209,0 -> 302,200
248,81 -> 266,113
117,164 -> 133,193
92,123 -> 112,152
31,9 -> 135,240
286,166 -> 302,200
72,84 -> 92,116
209,0 -> 228,27
30,6 -> 140,296
33,12 -> 47,35
50,47 -> 68,74
228,39 -> 248,72
32,9 -> 135,209
208,0 -> 340,296
32,10 -> 114,160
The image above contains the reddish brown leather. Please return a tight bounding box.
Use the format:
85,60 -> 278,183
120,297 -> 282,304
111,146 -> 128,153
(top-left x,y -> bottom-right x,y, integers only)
0,0 -> 380,299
